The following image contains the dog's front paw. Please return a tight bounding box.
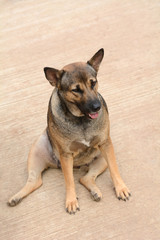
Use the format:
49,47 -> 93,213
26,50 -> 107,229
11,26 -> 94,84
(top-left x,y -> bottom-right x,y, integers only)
65,195 -> 80,214
115,184 -> 131,201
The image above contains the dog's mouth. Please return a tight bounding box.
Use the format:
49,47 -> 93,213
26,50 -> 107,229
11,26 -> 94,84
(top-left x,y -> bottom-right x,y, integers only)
87,112 -> 99,119
77,101 -> 101,119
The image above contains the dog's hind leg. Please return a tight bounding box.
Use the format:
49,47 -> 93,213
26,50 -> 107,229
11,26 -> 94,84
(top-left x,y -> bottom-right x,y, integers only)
8,130 -> 55,207
79,155 -> 107,201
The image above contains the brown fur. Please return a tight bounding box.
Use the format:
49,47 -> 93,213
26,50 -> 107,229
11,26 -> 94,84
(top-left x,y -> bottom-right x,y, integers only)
8,49 -> 131,214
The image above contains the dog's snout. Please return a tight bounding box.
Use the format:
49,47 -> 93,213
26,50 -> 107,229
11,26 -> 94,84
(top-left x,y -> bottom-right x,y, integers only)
91,100 -> 101,112
77,98 -> 101,115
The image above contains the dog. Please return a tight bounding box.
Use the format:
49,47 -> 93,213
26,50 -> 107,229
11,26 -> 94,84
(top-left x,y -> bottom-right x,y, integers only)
8,49 -> 131,214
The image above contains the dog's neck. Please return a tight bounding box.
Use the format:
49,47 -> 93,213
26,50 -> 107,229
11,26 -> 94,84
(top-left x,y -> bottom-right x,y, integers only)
57,90 -> 69,115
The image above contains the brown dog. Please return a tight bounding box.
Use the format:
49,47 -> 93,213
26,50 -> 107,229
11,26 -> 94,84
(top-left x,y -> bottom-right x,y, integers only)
8,49 -> 131,214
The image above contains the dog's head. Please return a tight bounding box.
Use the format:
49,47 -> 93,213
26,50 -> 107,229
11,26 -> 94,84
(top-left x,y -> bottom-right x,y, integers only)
44,49 -> 104,119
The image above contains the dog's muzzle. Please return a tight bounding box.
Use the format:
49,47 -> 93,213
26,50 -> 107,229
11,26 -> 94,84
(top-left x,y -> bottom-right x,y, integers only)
78,99 -> 101,119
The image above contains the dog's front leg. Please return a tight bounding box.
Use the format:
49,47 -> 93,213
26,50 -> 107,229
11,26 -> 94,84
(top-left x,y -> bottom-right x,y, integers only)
60,153 -> 80,214
99,137 -> 131,201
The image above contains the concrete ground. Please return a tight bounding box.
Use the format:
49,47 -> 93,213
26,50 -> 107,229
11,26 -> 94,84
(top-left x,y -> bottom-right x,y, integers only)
0,0 -> 160,239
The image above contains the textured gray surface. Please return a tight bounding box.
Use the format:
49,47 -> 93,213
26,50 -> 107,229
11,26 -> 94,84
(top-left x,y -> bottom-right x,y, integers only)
1,0 -> 160,239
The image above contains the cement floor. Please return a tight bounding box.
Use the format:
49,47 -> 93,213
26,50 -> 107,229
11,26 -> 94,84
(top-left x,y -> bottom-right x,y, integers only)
1,0 -> 160,239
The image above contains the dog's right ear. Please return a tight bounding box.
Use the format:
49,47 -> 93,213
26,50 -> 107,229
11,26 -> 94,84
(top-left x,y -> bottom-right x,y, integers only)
44,67 -> 64,87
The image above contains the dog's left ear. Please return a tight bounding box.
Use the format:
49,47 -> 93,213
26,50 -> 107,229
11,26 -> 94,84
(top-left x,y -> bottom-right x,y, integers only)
87,48 -> 104,72
44,67 -> 64,87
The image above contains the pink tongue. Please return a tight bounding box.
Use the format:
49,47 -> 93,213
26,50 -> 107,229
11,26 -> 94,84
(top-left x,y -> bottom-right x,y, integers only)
89,112 -> 98,119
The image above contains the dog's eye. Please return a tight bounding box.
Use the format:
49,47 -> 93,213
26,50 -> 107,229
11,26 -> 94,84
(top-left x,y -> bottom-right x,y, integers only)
90,80 -> 97,89
71,85 -> 83,94
72,89 -> 79,93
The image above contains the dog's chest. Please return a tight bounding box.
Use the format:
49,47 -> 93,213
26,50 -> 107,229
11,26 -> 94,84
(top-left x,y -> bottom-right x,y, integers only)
79,139 -> 90,147
69,132 -> 101,154
67,117 -> 103,153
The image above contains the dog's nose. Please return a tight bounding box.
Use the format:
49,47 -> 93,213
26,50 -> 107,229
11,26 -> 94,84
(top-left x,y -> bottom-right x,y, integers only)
91,100 -> 101,112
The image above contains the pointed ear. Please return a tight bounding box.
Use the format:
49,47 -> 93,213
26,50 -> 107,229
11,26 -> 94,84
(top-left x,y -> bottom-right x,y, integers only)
87,48 -> 104,72
44,67 -> 64,87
